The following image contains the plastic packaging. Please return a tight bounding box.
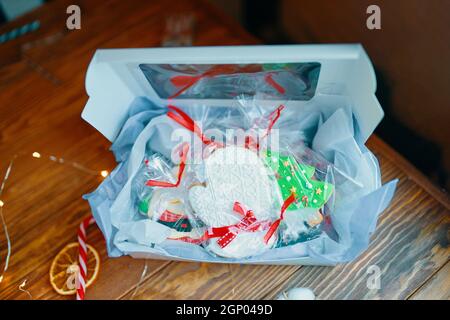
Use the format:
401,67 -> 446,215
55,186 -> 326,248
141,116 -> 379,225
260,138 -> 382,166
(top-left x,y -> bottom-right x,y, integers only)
85,65 -> 397,265
127,93 -> 353,260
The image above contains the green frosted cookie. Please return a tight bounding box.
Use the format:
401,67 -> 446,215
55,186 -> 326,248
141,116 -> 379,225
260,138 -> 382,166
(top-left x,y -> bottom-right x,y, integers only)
264,150 -> 333,210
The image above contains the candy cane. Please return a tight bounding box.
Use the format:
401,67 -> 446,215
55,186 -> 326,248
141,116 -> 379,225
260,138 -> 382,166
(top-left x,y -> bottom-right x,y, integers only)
76,215 -> 95,300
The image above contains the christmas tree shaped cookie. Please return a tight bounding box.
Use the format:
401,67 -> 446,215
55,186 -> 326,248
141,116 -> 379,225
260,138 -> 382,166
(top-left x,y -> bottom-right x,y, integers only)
264,150 -> 334,210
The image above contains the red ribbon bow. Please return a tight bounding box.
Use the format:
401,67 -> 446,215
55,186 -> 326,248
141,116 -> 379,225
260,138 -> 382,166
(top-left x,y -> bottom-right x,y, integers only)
166,104 -> 284,151
263,193 -> 297,244
146,142 -> 189,188
205,202 -> 271,248
205,194 -> 297,248
168,65 -> 286,99
169,65 -> 239,99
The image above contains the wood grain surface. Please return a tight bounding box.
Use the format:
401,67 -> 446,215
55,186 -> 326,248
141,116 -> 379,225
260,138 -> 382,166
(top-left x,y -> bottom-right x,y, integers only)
410,262 -> 449,300
0,0 -> 448,300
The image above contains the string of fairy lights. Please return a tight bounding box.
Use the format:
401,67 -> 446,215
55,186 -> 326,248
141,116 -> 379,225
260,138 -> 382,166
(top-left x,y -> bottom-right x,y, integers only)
0,151 -> 110,296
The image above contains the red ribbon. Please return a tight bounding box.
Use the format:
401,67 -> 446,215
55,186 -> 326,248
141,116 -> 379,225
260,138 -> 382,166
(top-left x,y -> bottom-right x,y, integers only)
169,65 -> 241,99
166,103 -> 284,151
262,104 -> 284,139
244,135 -> 259,151
168,65 -> 286,99
263,193 -> 297,244
146,143 -> 189,188
167,105 -> 222,147
245,104 -> 285,150
205,202 -> 271,248
265,73 -> 286,94
167,236 -> 204,244
158,210 -> 188,223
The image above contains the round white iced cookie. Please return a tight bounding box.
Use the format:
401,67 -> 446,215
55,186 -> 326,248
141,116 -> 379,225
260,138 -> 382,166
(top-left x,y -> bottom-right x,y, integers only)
189,145 -> 275,227
207,230 -> 276,259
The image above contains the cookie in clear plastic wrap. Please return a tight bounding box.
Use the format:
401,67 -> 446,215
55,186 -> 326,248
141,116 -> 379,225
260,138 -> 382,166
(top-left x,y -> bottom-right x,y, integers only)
144,189 -> 204,243
263,149 -> 334,245
132,147 -> 205,244
189,145 -> 280,258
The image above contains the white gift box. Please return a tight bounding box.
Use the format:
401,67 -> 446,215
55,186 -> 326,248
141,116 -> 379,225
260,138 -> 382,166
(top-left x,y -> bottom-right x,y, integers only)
82,45 -> 396,265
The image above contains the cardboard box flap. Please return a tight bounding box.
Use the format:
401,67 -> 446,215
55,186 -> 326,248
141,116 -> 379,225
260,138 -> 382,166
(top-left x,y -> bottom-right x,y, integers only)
82,44 -> 383,143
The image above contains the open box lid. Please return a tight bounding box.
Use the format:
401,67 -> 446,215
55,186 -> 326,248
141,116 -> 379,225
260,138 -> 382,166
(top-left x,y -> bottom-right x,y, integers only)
82,44 -> 383,143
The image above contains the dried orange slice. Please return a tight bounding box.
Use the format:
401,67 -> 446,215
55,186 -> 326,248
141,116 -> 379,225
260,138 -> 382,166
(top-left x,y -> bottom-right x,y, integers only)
49,242 -> 100,295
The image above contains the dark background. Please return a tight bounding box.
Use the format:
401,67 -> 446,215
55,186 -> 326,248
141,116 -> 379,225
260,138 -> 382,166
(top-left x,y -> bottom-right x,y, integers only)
1,0 -> 449,192
216,0 -> 450,192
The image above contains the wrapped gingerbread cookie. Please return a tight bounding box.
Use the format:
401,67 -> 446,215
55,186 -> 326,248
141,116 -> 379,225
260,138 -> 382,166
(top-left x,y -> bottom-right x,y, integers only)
132,145 -> 205,245
263,149 -> 334,246
188,144 -> 280,258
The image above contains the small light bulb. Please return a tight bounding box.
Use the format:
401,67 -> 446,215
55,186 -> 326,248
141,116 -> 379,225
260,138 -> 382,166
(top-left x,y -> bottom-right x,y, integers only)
0,275 -> 3,283
19,279 -> 27,289
0,200 -> 4,207
100,170 -> 109,178
32,152 -> 41,158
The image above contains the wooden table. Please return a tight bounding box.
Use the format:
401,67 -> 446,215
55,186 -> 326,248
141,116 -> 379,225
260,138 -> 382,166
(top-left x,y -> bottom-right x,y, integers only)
0,0 -> 448,300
